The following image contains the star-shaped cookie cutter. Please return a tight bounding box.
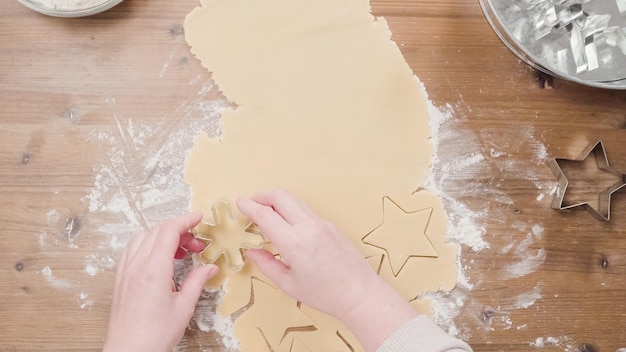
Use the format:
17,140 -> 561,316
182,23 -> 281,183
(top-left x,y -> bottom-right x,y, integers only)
548,140 -> 626,221
192,200 -> 264,272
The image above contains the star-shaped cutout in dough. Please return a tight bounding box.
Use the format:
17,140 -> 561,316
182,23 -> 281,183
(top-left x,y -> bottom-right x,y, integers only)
362,197 -> 438,276
236,278 -> 314,350
289,337 -> 312,352
193,200 -> 264,271
295,305 -> 352,352
548,140 -> 626,221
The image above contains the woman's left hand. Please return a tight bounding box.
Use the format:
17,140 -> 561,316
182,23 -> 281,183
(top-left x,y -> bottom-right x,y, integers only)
103,212 -> 219,352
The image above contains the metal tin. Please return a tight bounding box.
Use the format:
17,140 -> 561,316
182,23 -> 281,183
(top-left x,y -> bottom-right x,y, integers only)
479,0 -> 626,89
17,0 -> 124,17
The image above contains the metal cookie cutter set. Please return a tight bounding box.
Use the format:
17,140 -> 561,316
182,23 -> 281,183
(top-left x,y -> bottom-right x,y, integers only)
548,140 -> 626,221
480,0 -> 626,89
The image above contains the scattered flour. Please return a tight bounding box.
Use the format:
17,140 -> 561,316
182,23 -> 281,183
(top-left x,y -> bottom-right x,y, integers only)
419,80 -> 488,338
513,287 -> 542,309
503,249 -> 546,280
531,224 -> 544,237
84,254 -> 115,277
78,292 -> 94,309
420,76 -> 554,344
37,230 -> 49,247
531,336 -> 574,350
47,209 -> 60,223
420,290 -> 468,339
84,263 -> 99,277
40,266 -> 76,290
533,142 -> 548,162
490,149 -> 507,158
535,182 -> 557,204
455,248 -> 473,291
502,224 -> 546,280
422,81 -> 489,254
159,50 -> 176,78
444,202 -> 489,253
84,79 -> 228,254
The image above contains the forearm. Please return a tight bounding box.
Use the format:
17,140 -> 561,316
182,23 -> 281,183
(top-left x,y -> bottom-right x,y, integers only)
338,276 -> 472,352
338,277 -> 419,352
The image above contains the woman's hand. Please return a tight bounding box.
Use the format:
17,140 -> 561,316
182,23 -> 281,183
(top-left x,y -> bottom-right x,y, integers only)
236,189 -> 380,320
236,189 -> 419,352
103,212 -> 219,352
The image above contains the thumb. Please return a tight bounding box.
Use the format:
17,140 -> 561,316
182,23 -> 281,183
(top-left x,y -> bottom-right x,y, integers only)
177,264 -> 219,307
246,249 -> 289,289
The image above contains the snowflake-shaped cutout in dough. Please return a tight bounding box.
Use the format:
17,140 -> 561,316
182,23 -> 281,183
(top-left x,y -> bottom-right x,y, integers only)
193,200 -> 264,272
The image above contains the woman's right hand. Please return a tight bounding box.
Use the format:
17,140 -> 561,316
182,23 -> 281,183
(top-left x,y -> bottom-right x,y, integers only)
236,189 -> 420,352
235,189 -> 381,321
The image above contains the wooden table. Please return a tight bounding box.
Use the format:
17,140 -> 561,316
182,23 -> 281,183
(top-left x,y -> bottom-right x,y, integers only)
1,0 -> 625,351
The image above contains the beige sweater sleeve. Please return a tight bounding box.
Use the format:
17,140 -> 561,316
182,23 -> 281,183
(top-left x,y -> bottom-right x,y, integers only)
376,315 -> 472,352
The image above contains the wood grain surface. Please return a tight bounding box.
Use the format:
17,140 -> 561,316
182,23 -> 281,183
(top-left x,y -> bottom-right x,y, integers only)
1,0 -> 625,351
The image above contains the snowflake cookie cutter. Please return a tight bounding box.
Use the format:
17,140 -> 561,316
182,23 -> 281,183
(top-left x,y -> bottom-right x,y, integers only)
548,140 -> 626,221
192,200 -> 264,272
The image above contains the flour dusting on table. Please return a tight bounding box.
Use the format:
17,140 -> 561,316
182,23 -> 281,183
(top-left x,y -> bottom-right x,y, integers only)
417,84 -> 486,339
424,91 -> 489,254
85,81 -> 227,245
40,266 -> 77,290
532,336 -> 574,350
420,80 -> 555,342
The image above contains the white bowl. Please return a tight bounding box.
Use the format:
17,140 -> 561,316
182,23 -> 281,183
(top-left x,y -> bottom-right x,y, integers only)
18,0 -> 124,17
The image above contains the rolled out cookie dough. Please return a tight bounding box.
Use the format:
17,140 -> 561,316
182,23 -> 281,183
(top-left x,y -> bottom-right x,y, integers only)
183,0 -> 459,350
